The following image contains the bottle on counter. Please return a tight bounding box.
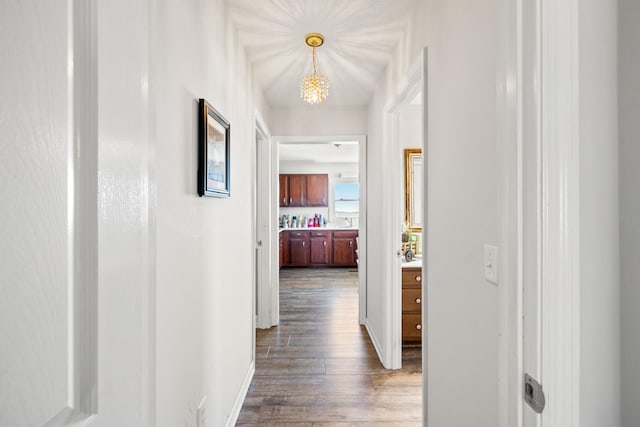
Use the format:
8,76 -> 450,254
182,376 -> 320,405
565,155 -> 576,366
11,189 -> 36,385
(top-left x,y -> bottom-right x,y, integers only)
314,214 -> 319,227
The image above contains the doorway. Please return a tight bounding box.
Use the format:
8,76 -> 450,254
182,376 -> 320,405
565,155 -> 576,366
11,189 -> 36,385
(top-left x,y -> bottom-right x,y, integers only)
263,135 -> 368,328
383,49 -> 426,374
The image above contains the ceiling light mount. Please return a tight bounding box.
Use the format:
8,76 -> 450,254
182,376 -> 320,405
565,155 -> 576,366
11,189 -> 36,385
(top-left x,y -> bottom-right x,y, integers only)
301,33 -> 329,104
305,33 -> 325,48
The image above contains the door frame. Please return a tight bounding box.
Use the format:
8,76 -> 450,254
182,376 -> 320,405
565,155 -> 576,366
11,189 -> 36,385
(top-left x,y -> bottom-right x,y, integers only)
268,135 -> 368,325
497,0 -> 581,425
383,49 -> 426,371
254,111 -> 276,329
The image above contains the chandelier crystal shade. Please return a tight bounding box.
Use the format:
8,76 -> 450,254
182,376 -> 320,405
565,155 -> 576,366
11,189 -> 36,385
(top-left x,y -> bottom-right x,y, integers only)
300,33 -> 329,104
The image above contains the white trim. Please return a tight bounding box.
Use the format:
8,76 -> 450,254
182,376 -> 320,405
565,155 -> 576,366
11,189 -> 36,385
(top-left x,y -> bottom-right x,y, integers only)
539,0 -> 581,424
383,50 -> 425,371
254,111 -> 275,329
365,319 -> 384,366
225,361 -> 255,427
496,0 -> 525,426
271,135 -> 367,327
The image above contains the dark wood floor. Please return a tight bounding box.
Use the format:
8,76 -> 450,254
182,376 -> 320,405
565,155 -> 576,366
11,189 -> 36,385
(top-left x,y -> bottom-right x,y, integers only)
236,268 -> 423,426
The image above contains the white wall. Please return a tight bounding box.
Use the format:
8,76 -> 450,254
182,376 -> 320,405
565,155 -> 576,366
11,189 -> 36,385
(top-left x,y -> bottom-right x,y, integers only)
270,106 -> 367,136
619,0 -> 640,425
154,0 -> 265,425
579,1 -> 620,426
367,1 -> 500,425
279,161 -> 359,225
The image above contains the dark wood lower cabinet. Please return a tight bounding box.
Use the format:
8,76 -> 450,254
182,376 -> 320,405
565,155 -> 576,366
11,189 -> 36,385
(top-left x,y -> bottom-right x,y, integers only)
402,267 -> 422,346
289,234 -> 309,266
279,229 -> 358,268
310,231 -> 330,265
279,232 -> 290,267
332,231 -> 358,267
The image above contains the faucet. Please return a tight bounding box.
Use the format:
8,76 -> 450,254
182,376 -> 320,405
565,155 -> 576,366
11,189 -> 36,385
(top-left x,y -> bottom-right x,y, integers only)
345,217 -> 353,228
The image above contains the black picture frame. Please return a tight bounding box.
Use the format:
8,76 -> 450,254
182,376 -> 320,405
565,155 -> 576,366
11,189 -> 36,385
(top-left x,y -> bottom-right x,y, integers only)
198,98 -> 230,198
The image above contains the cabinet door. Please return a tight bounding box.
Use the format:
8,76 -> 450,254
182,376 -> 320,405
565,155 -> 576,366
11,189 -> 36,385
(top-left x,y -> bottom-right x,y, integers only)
282,233 -> 290,266
332,231 -> 358,266
288,175 -> 306,207
289,237 -> 309,265
332,237 -> 356,266
310,237 -> 330,265
306,174 -> 328,207
279,175 -> 289,207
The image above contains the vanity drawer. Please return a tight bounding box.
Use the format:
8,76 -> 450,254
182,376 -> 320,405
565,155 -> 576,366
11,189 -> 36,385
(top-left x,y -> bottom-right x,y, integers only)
402,314 -> 423,341
402,268 -> 422,286
309,230 -> 329,237
402,288 -> 422,312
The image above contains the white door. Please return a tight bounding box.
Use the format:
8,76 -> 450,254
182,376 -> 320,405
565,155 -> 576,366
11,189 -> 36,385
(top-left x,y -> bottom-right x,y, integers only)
0,1 -> 98,425
1,1 -> 154,425
255,123 -> 274,329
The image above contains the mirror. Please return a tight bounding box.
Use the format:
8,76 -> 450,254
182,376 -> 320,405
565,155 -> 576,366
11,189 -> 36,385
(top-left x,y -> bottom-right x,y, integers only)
404,148 -> 423,231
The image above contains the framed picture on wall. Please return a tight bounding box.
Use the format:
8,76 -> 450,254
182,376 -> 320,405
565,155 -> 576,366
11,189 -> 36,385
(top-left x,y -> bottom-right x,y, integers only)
198,98 -> 230,197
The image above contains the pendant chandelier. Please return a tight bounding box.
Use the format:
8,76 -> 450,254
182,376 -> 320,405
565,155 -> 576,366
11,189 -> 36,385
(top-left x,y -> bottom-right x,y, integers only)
300,33 -> 329,104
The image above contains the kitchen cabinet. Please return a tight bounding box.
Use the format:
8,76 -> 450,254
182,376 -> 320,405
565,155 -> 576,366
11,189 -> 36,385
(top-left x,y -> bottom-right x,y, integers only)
279,229 -> 358,268
306,174 -> 328,207
279,231 -> 290,268
402,267 -> 422,345
288,230 -> 309,266
278,174 -> 328,207
279,175 -> 290,207
332,230 -> 358,267
309,230 -> 330,265
288,175 -> 306,207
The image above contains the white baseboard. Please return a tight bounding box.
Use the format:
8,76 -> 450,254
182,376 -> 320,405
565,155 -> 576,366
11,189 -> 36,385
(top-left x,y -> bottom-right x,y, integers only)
365,319 -> 386,368
225,360 -> 255,427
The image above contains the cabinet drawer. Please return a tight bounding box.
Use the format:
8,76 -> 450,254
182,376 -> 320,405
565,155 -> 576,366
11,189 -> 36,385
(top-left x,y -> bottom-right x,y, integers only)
288,231 -> 309,238
402,288 -> 422,313
402,314 -> 422,341
310,230 -> 329,237
402,268 -> 422,286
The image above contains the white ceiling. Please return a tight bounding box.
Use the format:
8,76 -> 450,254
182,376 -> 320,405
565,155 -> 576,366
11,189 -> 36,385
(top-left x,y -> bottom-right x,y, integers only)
226,0 -> 418,107
279,142 -> 359,164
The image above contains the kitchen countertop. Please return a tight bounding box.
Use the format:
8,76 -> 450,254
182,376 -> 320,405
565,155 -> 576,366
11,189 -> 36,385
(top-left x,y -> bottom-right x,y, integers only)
402,255 -> 423,268
279,226 -> 359,232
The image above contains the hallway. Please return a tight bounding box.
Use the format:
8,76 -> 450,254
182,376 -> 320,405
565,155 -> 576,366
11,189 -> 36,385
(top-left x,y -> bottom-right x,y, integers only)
237,269 -> 422,425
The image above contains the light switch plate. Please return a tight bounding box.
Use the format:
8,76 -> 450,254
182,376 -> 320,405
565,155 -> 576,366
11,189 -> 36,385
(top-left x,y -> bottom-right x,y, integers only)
484,244 -> 498,284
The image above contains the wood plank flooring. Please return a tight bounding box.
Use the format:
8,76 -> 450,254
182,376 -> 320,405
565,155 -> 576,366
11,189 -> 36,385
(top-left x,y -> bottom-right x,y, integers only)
236,268 -> 422,426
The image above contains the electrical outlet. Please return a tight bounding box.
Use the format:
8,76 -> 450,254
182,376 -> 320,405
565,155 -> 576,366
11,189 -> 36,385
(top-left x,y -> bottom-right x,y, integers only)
484,244 -> 498,284
197,396 -> 206,427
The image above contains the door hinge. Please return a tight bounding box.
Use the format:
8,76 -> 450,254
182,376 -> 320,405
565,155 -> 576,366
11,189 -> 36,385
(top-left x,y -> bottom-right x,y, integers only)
524,373 -> 546,414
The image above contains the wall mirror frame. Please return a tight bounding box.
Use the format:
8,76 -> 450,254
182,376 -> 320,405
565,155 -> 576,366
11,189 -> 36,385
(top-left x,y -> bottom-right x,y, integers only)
404,148 -> 423,232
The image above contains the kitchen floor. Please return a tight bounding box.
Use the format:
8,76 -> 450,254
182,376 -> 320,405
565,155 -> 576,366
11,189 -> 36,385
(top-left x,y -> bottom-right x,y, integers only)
236,268 -> 423,426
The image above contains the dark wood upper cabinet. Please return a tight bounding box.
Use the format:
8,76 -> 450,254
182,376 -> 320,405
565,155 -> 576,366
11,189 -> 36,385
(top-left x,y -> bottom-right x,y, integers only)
279,174 -> 328,208
288,175 -> 306,207
306,174 -> 328,207
279,175 -> 290,207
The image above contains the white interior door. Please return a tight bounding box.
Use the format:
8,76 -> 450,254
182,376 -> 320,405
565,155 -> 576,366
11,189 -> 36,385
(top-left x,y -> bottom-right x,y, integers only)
255,118 -> 275,329
0,1 -> 99,425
